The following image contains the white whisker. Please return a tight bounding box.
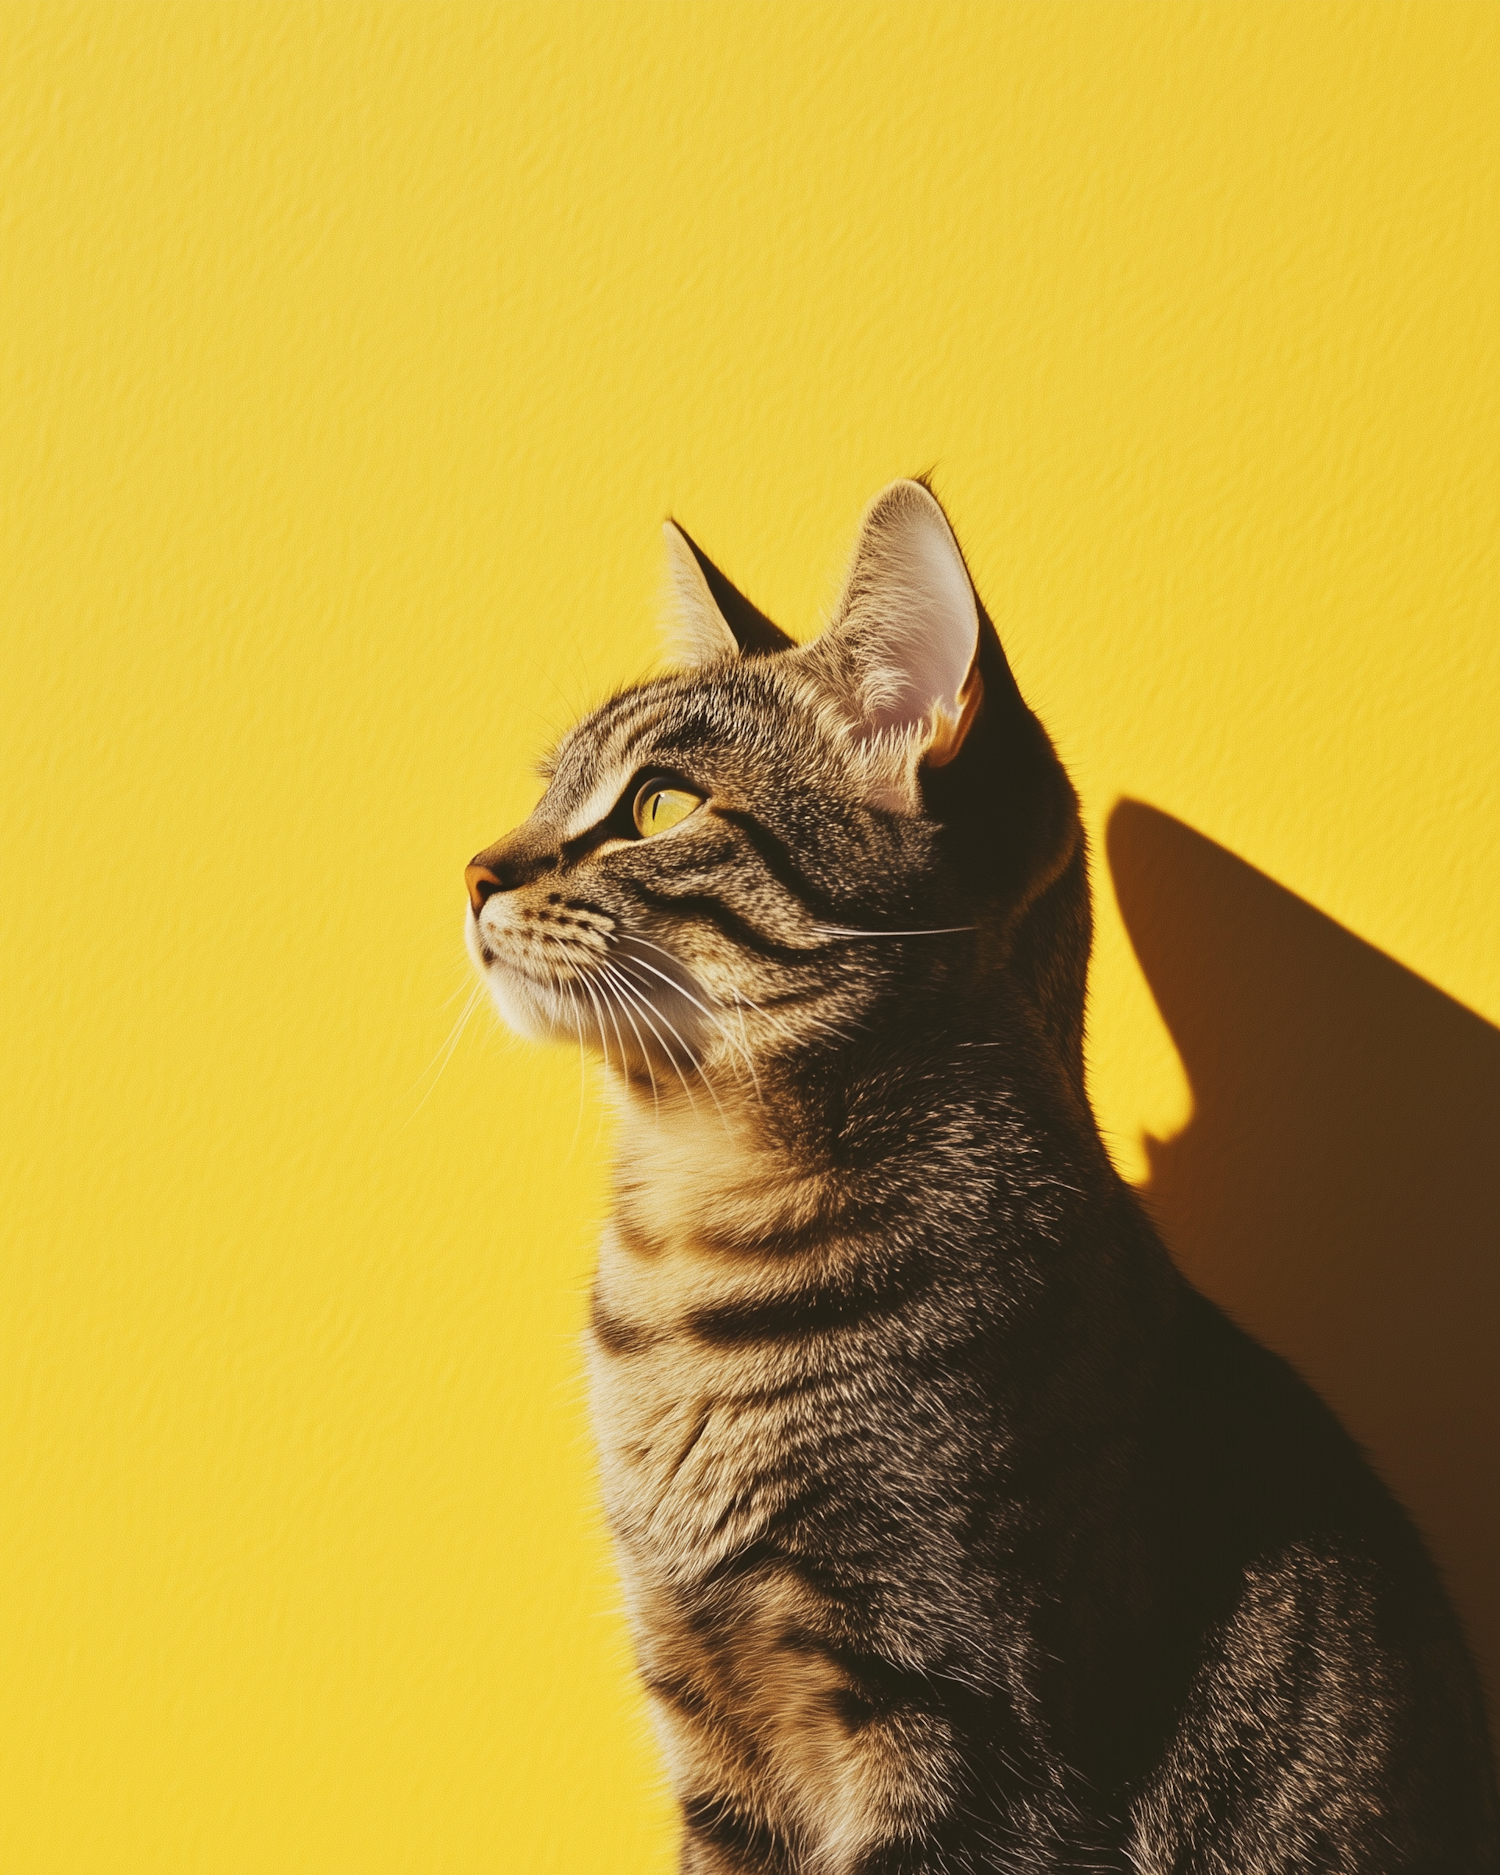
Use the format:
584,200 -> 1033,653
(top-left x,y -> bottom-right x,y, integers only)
812,924 -> 975,939
593,966 -> 660,1118
406,982 -> 483,1119
562,981 -> 588,1158
613,951 -> 761,1091
575,971 -> 628,1142
598,959 -> 698,1116
575,973 -> 609,1079
578,969 -> 627,1099
599,959 -> 732,1134
612,956 -> 758,1117
727,984 -> 858,1050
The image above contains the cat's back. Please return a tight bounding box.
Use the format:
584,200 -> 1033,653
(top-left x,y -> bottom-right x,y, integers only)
1129,1285 -> 1500,1871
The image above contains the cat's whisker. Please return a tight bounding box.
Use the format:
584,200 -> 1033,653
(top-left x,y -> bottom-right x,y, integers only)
613,973 -> 675,1122
591,963 -> 660,1116
705,985 -> 766,1106
561,981 -> 589,1159
597,959 -> 702,1120
573,973 -> 608,1078
439,974 -> 479,1010
726,983 -> 857,1051
422,981 -> 483,1079
579,968 -> 632,1106
811,924 -> 976,939
607,933 -> 768,1100
610,959 -> 749,1124
625,926 -> 818,996
610,950 -> 725,1036
610,931 -> 733,977
612,951 -> 761,1091
406,982 -> 483,1119
722,985 -> 802,1051
600,960 -> 733,1135
576,972 -> 629,1142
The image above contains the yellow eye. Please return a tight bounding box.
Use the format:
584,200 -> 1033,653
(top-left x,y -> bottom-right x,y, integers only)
632,781 -> 702,838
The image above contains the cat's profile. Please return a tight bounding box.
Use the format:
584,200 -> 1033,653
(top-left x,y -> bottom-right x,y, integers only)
465,482 -> 1497,1872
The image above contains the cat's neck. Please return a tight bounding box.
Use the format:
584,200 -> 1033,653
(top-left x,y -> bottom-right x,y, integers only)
605,990 -> 1108,1253
609,1078 -> 815,1256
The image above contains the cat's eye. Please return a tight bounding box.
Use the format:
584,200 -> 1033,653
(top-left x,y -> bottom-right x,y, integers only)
632,780 -> 703,838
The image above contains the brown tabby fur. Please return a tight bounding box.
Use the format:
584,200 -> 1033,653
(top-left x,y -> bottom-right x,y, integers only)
465,484 -> 1497,1873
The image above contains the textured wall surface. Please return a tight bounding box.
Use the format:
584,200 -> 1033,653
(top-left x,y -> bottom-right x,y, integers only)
3,4 -> 1496,1869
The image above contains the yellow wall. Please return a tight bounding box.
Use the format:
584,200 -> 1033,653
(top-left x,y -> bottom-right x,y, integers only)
4,5 -> 1496,1868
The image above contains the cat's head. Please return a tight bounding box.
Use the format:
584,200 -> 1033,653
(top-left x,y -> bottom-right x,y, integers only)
465,481 -> 1084,1092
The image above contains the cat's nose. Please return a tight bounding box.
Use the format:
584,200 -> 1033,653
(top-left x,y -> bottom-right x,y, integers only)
467,830 -> 560,903
465,863 -> 504,915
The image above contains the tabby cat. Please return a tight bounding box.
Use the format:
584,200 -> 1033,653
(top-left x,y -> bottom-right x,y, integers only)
464,482 -> 1497,1872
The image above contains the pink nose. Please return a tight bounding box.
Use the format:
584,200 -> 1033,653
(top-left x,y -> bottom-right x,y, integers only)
465,863 -> 502,916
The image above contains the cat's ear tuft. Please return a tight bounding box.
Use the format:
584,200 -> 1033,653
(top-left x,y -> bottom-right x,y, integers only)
815,480 -> 983,766
660,521 -> 794,666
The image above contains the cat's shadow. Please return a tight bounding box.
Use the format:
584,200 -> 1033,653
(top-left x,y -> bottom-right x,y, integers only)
1107,800 -> 1500,1717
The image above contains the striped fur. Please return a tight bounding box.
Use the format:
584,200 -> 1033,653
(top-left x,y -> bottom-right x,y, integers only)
466,484 -> 1497,1872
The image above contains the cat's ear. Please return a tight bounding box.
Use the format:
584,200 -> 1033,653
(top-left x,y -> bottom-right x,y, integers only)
661,520 -> 795,666
814,480 -> 983,768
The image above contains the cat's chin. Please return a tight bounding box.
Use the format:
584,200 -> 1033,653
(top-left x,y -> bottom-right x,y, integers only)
462,920 -> 567,1045
475,958 -> 580,1049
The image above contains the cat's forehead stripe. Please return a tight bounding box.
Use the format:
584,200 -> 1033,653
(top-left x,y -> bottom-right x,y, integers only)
551,663 -> 806,839
554,686 -> 687,837
573,685 -> 695,777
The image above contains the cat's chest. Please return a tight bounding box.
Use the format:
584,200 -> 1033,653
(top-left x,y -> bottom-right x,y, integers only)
586,1121 -> 841,1582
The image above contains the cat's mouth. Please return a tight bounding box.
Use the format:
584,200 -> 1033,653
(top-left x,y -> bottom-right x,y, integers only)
465,910 -> 580,1024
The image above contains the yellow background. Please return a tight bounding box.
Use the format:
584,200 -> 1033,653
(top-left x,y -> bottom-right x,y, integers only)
3,5 -> 1496,1869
